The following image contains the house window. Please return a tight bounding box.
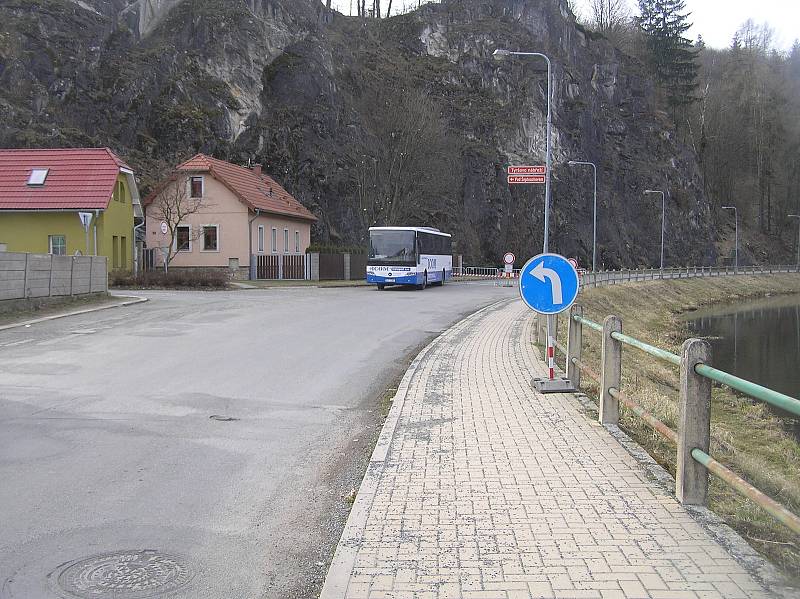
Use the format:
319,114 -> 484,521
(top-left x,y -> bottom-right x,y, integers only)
202,225 -> 219,251
28,169 -> 49,186
295,231 -> 300,253
189,176 -> 204,199
114,180 -> 125,203
49,235 -> 66,256
258,225 -> 265,253
284,229 -> 289,253
176,225 -> 191,252
271,228 -> 277,253
112,236 -> 119,268
121,236 -> 127,267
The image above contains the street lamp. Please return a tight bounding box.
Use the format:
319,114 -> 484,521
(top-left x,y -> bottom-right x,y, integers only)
493,48 -> 552,253
721,206 -> 738,272
494,47 -> 564,391
568,160 -> 597,272
644,190 -> 666,271
790,214 -> 800,267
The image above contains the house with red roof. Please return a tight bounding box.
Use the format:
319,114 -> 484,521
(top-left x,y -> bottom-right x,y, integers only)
0,148 -> 142,271
143,154 -> 317,279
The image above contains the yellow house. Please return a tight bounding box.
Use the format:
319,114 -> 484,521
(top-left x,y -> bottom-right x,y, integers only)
0,148 -> 142,270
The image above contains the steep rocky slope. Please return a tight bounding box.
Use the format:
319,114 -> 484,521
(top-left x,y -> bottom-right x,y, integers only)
0,0 -> 715,266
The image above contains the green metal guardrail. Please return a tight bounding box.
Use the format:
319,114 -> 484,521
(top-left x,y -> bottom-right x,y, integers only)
692,448 -> 800,535
695,363 -> 800,418
573,314 -> 800,417
568,311 -> 800,535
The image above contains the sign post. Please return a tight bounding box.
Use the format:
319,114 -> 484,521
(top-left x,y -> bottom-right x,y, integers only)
519,253 -> 580,393
501,252 -> 516,287
78,212 -> 93,256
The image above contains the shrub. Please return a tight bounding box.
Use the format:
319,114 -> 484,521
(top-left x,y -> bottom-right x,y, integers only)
110,269 -> 229,289
306,244 -> 366,255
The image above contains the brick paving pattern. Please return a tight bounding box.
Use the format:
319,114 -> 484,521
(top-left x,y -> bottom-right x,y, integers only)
323,301 -> 772,599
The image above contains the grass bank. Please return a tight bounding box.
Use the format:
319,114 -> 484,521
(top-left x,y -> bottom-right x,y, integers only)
555,274 -> 800,581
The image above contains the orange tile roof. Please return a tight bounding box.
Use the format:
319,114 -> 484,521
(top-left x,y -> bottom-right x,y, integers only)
145,154 -> 317,222
0,148 -> 130,210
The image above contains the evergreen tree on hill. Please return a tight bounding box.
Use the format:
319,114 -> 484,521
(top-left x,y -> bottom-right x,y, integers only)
637,0 -> 700,117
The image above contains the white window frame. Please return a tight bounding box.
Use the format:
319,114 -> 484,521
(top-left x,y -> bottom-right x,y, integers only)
294,231 -> 300,254
201,224 -> 219,252
271,227 -> 277,253
189,176 -> 204,199
174,224 -> 192,253
284,228 -> 289,254
48,234 -> 66,255
258,225 -> 265,253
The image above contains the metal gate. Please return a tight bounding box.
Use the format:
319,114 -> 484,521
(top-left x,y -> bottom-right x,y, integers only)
319,253 -> 345,280
256,254 -> 305,280
257,255 -> 280,279
282,254 -> 305,280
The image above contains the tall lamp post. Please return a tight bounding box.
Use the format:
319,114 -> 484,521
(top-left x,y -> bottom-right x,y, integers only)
568,160 -> 597,272
790,214 -> 800,267
721,206 -> 738,272
493,47 -> 560,387
493,49 -> 552,252
644,190 -> 666,271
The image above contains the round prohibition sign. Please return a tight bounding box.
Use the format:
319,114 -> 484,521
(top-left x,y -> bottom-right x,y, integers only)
503,252 -> 516,265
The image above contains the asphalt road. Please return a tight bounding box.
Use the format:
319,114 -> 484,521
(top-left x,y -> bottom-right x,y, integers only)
0,282 -> 516,598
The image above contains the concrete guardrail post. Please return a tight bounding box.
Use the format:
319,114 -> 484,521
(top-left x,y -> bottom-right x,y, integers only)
567,305 -> 583,388
600,315 -> 622,425
677,338 -> 712,505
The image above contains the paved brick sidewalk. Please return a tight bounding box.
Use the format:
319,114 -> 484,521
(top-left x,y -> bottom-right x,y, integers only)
321,300 -> 777,599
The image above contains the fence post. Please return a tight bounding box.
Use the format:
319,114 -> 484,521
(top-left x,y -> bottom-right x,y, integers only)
600,315 -> 622,425
567,305 -> 583,388
677,338 -> 712,505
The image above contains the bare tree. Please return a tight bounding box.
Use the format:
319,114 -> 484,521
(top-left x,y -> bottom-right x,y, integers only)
589,0 -> 629,34
149,177 -> 208,265
348,88 -> 461,233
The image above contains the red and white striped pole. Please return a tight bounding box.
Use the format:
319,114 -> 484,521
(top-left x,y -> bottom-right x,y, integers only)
547,335 -> 555,380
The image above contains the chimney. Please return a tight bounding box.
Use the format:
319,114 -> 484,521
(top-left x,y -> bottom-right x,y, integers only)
253,164 -> 262,177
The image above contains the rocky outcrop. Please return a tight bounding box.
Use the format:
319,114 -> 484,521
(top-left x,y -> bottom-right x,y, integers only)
0,0 -> 715,266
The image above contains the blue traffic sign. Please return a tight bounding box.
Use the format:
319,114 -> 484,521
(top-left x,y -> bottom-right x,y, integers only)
519,253 -> 580,315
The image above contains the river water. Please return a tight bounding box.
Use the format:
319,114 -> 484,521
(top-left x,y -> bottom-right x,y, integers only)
685,294 -> 800,436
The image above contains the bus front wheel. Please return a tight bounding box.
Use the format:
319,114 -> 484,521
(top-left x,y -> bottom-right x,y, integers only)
418,272 -> 427,290
377,284 -> 385,291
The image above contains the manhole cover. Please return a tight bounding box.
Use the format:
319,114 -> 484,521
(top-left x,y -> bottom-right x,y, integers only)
51,549 -> 193,598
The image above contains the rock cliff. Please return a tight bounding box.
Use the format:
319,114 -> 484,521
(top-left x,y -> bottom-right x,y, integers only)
0,0 -> 715,266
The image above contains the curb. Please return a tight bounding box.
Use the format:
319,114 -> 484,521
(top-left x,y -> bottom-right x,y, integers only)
0,296 -> 149,332
319,298 -> 515,599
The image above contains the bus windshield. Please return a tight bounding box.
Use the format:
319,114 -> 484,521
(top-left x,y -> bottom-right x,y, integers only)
369,230 -> 416,264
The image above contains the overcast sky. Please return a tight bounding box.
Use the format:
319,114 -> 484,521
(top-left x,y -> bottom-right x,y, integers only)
328,0 -> 798,51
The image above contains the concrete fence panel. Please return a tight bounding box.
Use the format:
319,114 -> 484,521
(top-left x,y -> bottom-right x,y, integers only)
0,252 -> 107,303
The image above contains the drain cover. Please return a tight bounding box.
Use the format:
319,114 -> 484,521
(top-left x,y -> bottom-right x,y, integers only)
52,549 -> 193,598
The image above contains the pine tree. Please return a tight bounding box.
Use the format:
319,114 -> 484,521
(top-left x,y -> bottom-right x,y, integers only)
637,0 -> 700,114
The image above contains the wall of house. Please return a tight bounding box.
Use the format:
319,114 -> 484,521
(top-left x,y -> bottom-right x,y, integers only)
0,174 -> 135,271
145,174 -> 313,271
145,175 -> 249,268
251,214 -> 311,256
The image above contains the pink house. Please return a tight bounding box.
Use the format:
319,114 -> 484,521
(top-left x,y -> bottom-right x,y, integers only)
143,155 -> 317,279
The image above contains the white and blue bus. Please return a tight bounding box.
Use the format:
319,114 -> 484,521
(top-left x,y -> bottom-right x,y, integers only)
367,226 -> 452,290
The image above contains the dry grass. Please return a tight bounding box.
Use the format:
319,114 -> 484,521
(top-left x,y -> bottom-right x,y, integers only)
551,274 -> 800,581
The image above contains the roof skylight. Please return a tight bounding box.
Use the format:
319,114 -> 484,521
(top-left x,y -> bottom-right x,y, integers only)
27,168 -> 49,186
